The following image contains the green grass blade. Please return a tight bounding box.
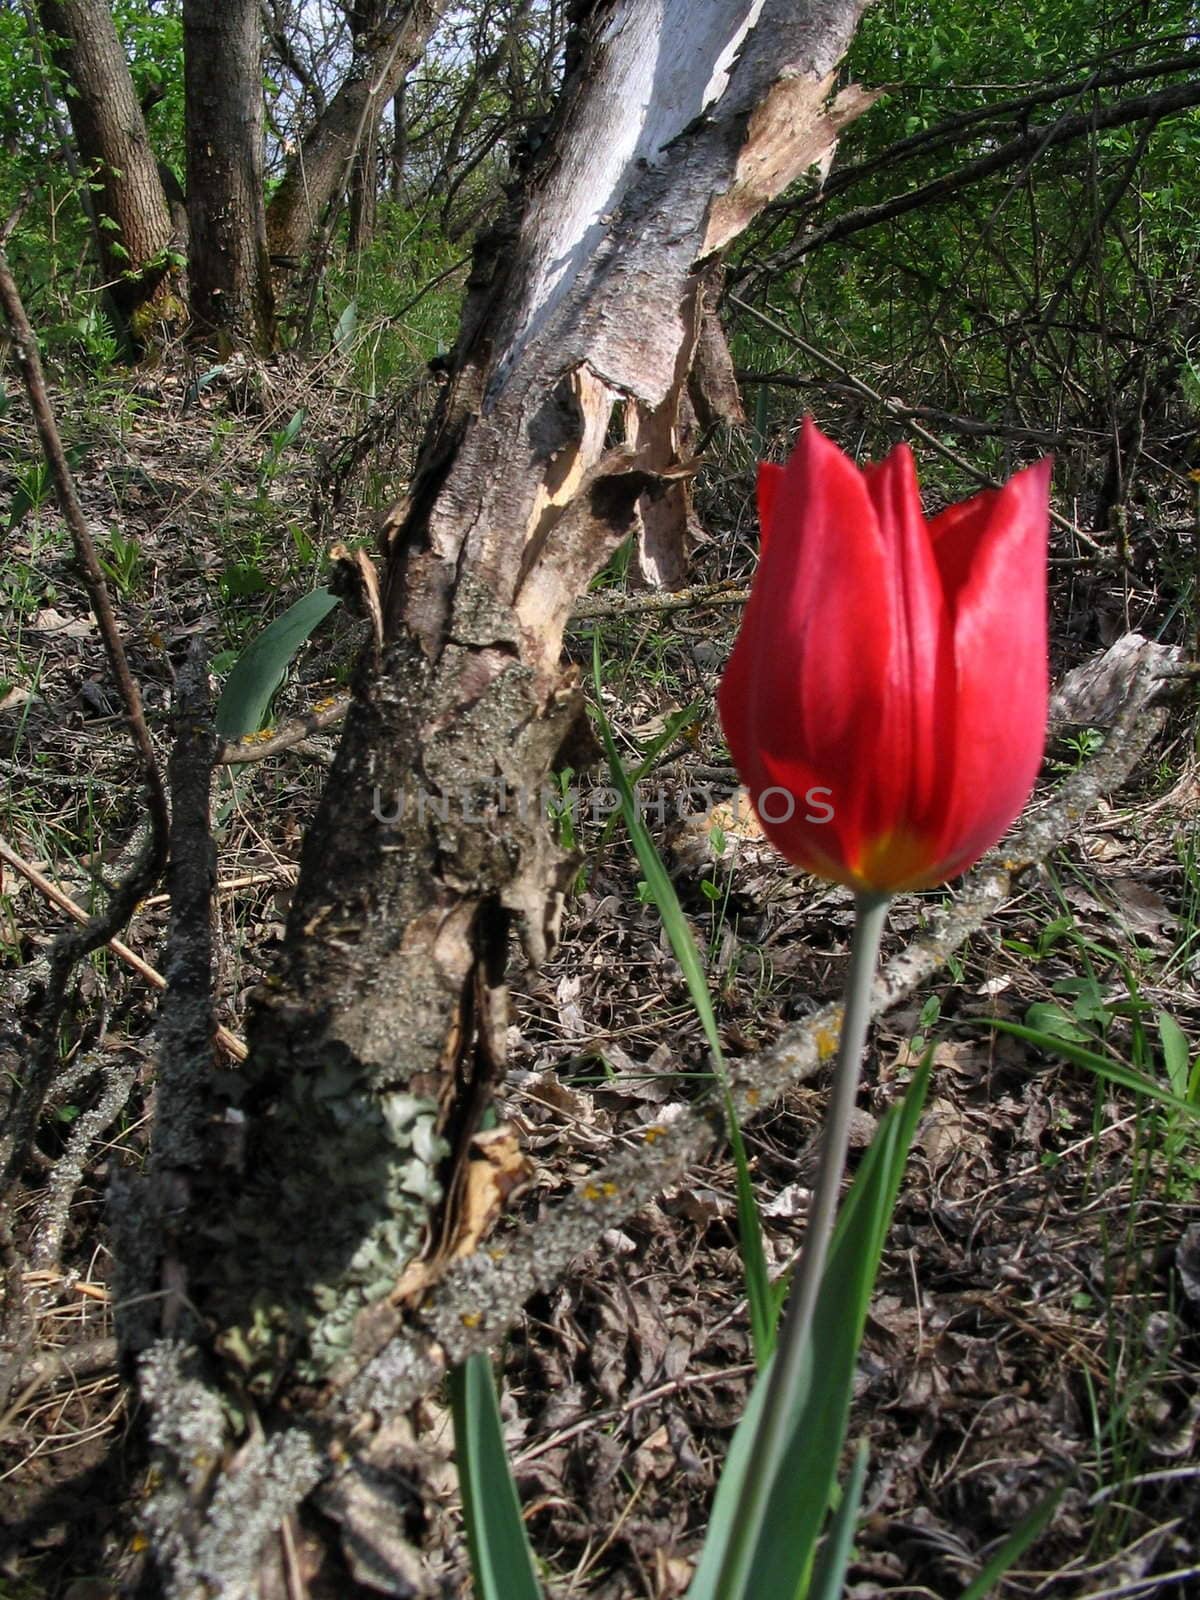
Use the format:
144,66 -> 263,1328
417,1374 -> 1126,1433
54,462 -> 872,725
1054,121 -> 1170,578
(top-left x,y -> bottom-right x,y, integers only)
745,1062 -> 930,1596
728,1104 -> 777,1367
590,636 -> 777,1362
956,1486 -> 1063,1600
987,1020 -> 1200,1119
1158,1010 -> 1192,1100
449,1352 -> 543,1600
688,1063 -> 930,1600
596,698 -> 703,851
806,1437 -> 870,1600
214,587 -> 340,738
590,636 -> 721,1064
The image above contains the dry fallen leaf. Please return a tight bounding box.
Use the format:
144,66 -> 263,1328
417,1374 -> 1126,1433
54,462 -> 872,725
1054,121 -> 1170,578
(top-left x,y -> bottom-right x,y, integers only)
32,606 -> 96,637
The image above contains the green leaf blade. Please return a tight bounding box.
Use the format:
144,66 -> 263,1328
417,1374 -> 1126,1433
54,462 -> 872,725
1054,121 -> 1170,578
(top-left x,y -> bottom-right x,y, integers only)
449,1352 -> 543,1600
214,588 -> 340,739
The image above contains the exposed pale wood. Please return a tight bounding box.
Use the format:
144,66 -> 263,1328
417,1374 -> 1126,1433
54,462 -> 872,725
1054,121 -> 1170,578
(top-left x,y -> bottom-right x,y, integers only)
135,5 -> 876,1592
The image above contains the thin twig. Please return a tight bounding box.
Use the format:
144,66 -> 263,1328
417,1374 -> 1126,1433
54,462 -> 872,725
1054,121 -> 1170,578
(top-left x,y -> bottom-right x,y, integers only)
727,292 -> 1106,554
0,1337 -> 120,1433
30,1050 -> 140,1269
0,244 -> 171,1192
571,581 -> 751,621
0,247 -> 168,844
216,693 -> 352,764
0,835 -> 246,1063
741,78 -> 1200,280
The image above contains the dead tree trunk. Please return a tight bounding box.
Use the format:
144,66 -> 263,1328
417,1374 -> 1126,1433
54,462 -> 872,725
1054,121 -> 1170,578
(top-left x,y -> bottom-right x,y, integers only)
128,2 -> 873,1592
183,0 -> 275,351
37,0 -> 183,340
266,0 -> 450,268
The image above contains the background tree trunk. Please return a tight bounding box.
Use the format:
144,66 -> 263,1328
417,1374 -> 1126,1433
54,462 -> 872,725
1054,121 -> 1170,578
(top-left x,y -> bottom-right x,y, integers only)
183,0 -> 275,351
347,0 -> 386,251
128,2 -> 873,1591
37,0 -> 181,339
266,0 -> 450,266
389,81 -> 408,201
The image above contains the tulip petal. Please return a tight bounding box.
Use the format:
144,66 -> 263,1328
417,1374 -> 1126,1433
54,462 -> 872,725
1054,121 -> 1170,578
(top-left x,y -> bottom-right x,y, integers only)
928,457 -> 1051,878
757,462 -> 784,551
719,420 -> 893,875
861,443 -> 954,853
720,424 -> 1050,895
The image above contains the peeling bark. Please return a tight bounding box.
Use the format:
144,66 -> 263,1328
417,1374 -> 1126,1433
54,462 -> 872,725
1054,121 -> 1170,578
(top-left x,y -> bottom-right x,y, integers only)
135,2 -> 873,1591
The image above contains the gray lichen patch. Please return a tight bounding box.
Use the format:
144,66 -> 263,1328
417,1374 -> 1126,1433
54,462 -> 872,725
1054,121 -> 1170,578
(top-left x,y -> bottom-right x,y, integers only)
202,1060 -> 447,1389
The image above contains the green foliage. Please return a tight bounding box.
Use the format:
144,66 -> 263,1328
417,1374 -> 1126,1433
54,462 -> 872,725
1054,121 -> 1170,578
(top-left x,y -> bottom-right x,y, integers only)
450,1353 -> 544,1600
113,0 -> 185,172
323,204 -> 466,401
257,407 -> 308,498
687,1064 -> 931,1600
731,0 -> 1200,530
214,588 -> 340,739
99,525 -> 143,599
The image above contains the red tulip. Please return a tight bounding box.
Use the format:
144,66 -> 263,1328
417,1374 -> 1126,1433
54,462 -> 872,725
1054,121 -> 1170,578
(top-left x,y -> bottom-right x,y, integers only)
718,418 -> 1051,893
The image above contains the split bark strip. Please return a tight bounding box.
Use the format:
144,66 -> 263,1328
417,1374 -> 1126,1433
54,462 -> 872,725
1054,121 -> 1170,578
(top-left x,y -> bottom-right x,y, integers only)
0,244 -> 169,1194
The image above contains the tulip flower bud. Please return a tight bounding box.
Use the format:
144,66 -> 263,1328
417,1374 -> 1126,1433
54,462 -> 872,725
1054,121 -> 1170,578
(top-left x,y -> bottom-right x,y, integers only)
718,418 -> 1051,893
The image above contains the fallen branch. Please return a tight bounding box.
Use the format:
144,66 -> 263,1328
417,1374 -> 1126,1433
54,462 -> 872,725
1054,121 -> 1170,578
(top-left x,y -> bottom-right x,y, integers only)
360,641 -> 1182,1394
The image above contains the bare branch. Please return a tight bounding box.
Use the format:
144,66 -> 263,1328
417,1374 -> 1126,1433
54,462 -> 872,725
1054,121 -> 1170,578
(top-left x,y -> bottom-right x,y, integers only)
746,48 -> 1200,245
743,77 -> 1200,280
727,292 -> 1107,554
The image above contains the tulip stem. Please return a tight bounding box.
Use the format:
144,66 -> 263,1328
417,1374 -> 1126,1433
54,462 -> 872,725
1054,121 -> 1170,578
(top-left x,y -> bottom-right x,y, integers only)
714,889 -> 890,1598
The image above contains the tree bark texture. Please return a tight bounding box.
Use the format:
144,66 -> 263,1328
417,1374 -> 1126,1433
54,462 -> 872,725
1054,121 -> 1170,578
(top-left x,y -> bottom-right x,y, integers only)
389,82 -> 408,200
131,3 -> 873,1592
183,0 -> 275,350
37,0 -> 181,333
266,0 -> 451,265
347,0 -> 387,251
